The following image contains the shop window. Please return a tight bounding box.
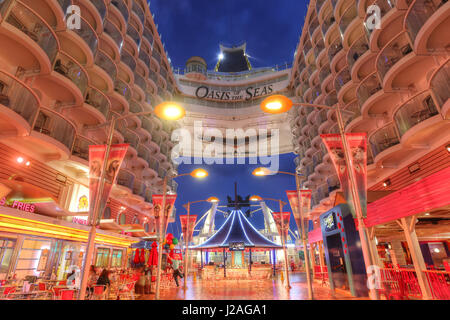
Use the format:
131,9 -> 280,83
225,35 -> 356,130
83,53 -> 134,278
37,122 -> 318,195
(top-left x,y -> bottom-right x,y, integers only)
111,249 -> 123,268
0,238 -> 16,276
103,207 -> 111,219
132,216 -> 140,225
15,238 -> 51,279
95,248 -> 110,268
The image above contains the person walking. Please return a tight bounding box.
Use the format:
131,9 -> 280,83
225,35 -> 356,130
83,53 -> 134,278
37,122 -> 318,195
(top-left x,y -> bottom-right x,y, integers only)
172,257 -> 184,287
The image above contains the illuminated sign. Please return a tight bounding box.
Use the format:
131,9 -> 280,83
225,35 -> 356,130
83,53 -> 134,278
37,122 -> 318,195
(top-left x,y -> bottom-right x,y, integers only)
0,197 -> 35,213
229,242 -> 245,251
72,216 -> 89,225
195,84 -> 274,101
69,185 -> 89,213
323,212 -> 336,232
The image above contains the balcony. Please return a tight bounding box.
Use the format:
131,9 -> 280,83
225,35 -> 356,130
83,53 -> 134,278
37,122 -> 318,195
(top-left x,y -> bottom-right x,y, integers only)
114,79 -> 132,102
303,39 -> 313,57
95,50 -> 117,81
316,0 -> 327,14
54,53 -> 89,96
132,1 -> 146,25
325,91 -> 338,107
134,72 -> 147,92
143,27 -> 154,46
334,66 -> 351,93
430,59 -> 450,110
0,70 -> 39,128
33,109 -> 76,151
328,37 -> 343,62
357,73 -> 382,109
129,100 -> 143,114
3,0 -> 59,64
85,87 -> 110,119
139,49 -> 151,67
321,13 -> 335,36
71,135 -> 94,161
309,17 -> 320,37
369,123 -> 400,158
121,49 -> 137,71
376,32 -> 413,81
394,91 -> 439,136
347,36 -> 369,71
405,0 -> 447,47
339,2 -> 357,37
152,49 -> 161,64
117,170 -> 135,190
90,0 -> 107,21
343,100 -> 362,127
103,20 -> 123,49
111,0 -> 129,22
73,16 -> 98,55
126,23 -> 141,47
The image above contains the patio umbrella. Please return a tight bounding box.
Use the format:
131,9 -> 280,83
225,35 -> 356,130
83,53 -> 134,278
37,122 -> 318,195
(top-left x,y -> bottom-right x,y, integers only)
148,241 -> 158,267
133,249 -> 140,265
140,248 -> 146,264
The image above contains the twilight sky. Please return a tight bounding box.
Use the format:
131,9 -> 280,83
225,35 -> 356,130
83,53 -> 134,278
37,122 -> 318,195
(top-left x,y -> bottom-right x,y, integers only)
148,0 -> 308,70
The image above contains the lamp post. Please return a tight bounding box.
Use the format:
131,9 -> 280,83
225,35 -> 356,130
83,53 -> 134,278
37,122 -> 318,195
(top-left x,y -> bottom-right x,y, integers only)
260,95 -> 378,300
250,195 -> 291,289
154,168 -> 209,300
181,196 -> 219,290
252,168 -> 313,299
78,102 -> 185,300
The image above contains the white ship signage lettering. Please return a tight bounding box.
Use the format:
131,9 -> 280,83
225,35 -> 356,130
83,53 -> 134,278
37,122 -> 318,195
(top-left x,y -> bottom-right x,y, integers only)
195,84 -> 274,101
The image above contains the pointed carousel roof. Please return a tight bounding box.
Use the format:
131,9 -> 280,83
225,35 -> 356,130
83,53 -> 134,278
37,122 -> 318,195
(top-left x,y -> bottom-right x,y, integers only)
191,209 -> 282,250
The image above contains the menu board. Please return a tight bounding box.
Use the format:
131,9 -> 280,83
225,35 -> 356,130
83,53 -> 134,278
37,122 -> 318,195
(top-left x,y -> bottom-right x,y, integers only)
229,242 -> 245,251
323,212 -> 337,232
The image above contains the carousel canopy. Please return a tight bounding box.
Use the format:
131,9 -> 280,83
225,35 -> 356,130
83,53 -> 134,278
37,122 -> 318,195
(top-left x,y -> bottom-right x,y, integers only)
191,209 -> 282,250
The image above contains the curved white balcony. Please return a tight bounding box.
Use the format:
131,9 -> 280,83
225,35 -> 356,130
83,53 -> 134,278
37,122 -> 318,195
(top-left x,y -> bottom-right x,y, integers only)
357,72 -> 383,113
110,0 -> 129,23
369,123 -> 401,161
430,59 -> 450,118
70,135 -> 95,165
103,19 -> 123,50
364,0 -> 399,50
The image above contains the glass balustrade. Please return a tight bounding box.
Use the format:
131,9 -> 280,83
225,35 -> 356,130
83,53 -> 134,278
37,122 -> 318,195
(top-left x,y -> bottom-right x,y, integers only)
347,37 -> 370,70
143,27 -> 154,46
152,50 -> 161,64
343,100 -> 361,126
328,38 -> 343,62
325,92 -> 338,106
95,50 -> 117,81
339,2 -> 357,37
309,17 -> 319,37
377,32 -> 413,80
335,67 -> 351,92
148,70 -> 158,84
394,92 -> 439,136
430,60 -> 450,109
132,1 -> 145,24
303,40 -> 313,57
134,73 -> 147,91
90,0 -> 107,21
85,87 -> 110,118
73,16 -> 98,54
129,100 -> 143,114
0,71 -> 39,125
126,24 -> 141,47
314,39 -> 325,58
111,0 -> 129,22
72,136 -> 94,160
405,0 -> 447,44
114,79 -> 131,101
369,123 -> 400,157
312,85 -> 321,100
319,65 -> 331,83
5,1 -> 59,64
121,128 -> 140,150
117,170 -> 135,190
322,13 -> 335,36
357,73 -> 382,108
104,20 -> 123,49
121,50 -> 137,71
316,0 -> 326,12
33,109 -> 76,150
54,53 -> 88,95
139,49 -> 151,67
317,109 -> 328,124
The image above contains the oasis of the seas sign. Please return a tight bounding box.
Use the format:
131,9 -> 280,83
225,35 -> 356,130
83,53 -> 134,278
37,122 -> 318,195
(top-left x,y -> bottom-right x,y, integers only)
195,84 -> 274,101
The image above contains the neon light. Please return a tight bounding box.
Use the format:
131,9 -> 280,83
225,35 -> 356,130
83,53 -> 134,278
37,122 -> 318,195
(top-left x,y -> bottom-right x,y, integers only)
220,210 -> 236,247
238,209 -> 280,247
237,211 -> 254,246
191,207 -> 235,249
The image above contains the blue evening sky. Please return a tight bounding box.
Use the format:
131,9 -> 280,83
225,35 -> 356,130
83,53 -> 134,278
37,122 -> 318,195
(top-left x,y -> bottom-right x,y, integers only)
148,0 -> 308,70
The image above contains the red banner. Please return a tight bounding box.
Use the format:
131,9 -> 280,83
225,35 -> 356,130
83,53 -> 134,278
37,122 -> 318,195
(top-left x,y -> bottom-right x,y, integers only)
88,144 -> 128,226
320,133 -> 367,218
179,215 -> 197,243
152,194 -> 177,237
272,212 -> 291,237
286,189 -> 312,223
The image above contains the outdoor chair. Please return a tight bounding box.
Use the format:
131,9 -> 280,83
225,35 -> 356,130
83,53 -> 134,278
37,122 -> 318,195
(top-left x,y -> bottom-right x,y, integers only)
60,289 -> 74,300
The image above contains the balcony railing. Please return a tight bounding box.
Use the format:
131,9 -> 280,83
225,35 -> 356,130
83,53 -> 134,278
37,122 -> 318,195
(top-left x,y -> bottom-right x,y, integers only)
309,17 -> 320,37
357,72 -> 382,108
129,99 -> 143,114
114,79 -> 131,101
364,0 -> 396,39
148,69 -> 158,85
369,123 -> 400,158
85,87 -> 110,118
143,27 -> 154,46
104,20 -> 123,49
126,23 -> 141,47
394,91 -> 439,136
335,66 -> 351,93
121,49 -> 137,71
376,32 -> 413,81
339,2 -> 357,37
134,72 -> 147,92
54,52 -> 88,96
325,92 -> 338,106
117,170 -> 135,190
405,0 -> 447,46
4,0 -> 59,64
343,100 -> 362,126
33,109 -> 76,150
90,0 -> 107,21
138,49 -> 151,67
303,39 -> 313,57
316,0 -> 327,13
120,129 -> 140,150
319,65 -> 331,83
328,37 -> 343,62
132,1 -> 145,24
152,49 -> 161,64
314,39 -> 325,58
0,70 -> 39,126
95,50 -> 117,81
71,135 -> 94,161
430,59 -> 450,109
347,36 -> 369,71
321,12 -> 335,36
73,16 -> 98,54
111,0 -> 129,22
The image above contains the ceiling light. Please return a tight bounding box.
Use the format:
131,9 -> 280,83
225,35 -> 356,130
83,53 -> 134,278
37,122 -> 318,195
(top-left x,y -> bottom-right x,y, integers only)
424,212 -> 430,216
16,157 -> 24,164
446,144 -> 450,153
382,179 -> 391,188
434,248 -> 440,253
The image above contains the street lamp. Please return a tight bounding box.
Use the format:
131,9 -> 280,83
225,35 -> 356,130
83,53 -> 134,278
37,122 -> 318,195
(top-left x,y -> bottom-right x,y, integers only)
250,195 -> 291,289
181,196 -> 219,290
252,167 -> 313,299
260,94 -> 378,300
154,168 -> 209,300
78,102 -> 185,300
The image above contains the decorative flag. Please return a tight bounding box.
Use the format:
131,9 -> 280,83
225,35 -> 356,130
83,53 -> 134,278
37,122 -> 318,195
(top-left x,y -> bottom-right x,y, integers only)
286,189 -> 312,238
320,133 -> 367,218
272,212 -> 291,237
88,144 -> 129,226
152,194 -> 177,237
179,215 -> 197,244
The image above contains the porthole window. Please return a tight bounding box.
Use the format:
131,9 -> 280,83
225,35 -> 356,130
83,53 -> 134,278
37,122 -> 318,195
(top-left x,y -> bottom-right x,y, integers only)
103,207 -> 111,219
118,213 -> 126,225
